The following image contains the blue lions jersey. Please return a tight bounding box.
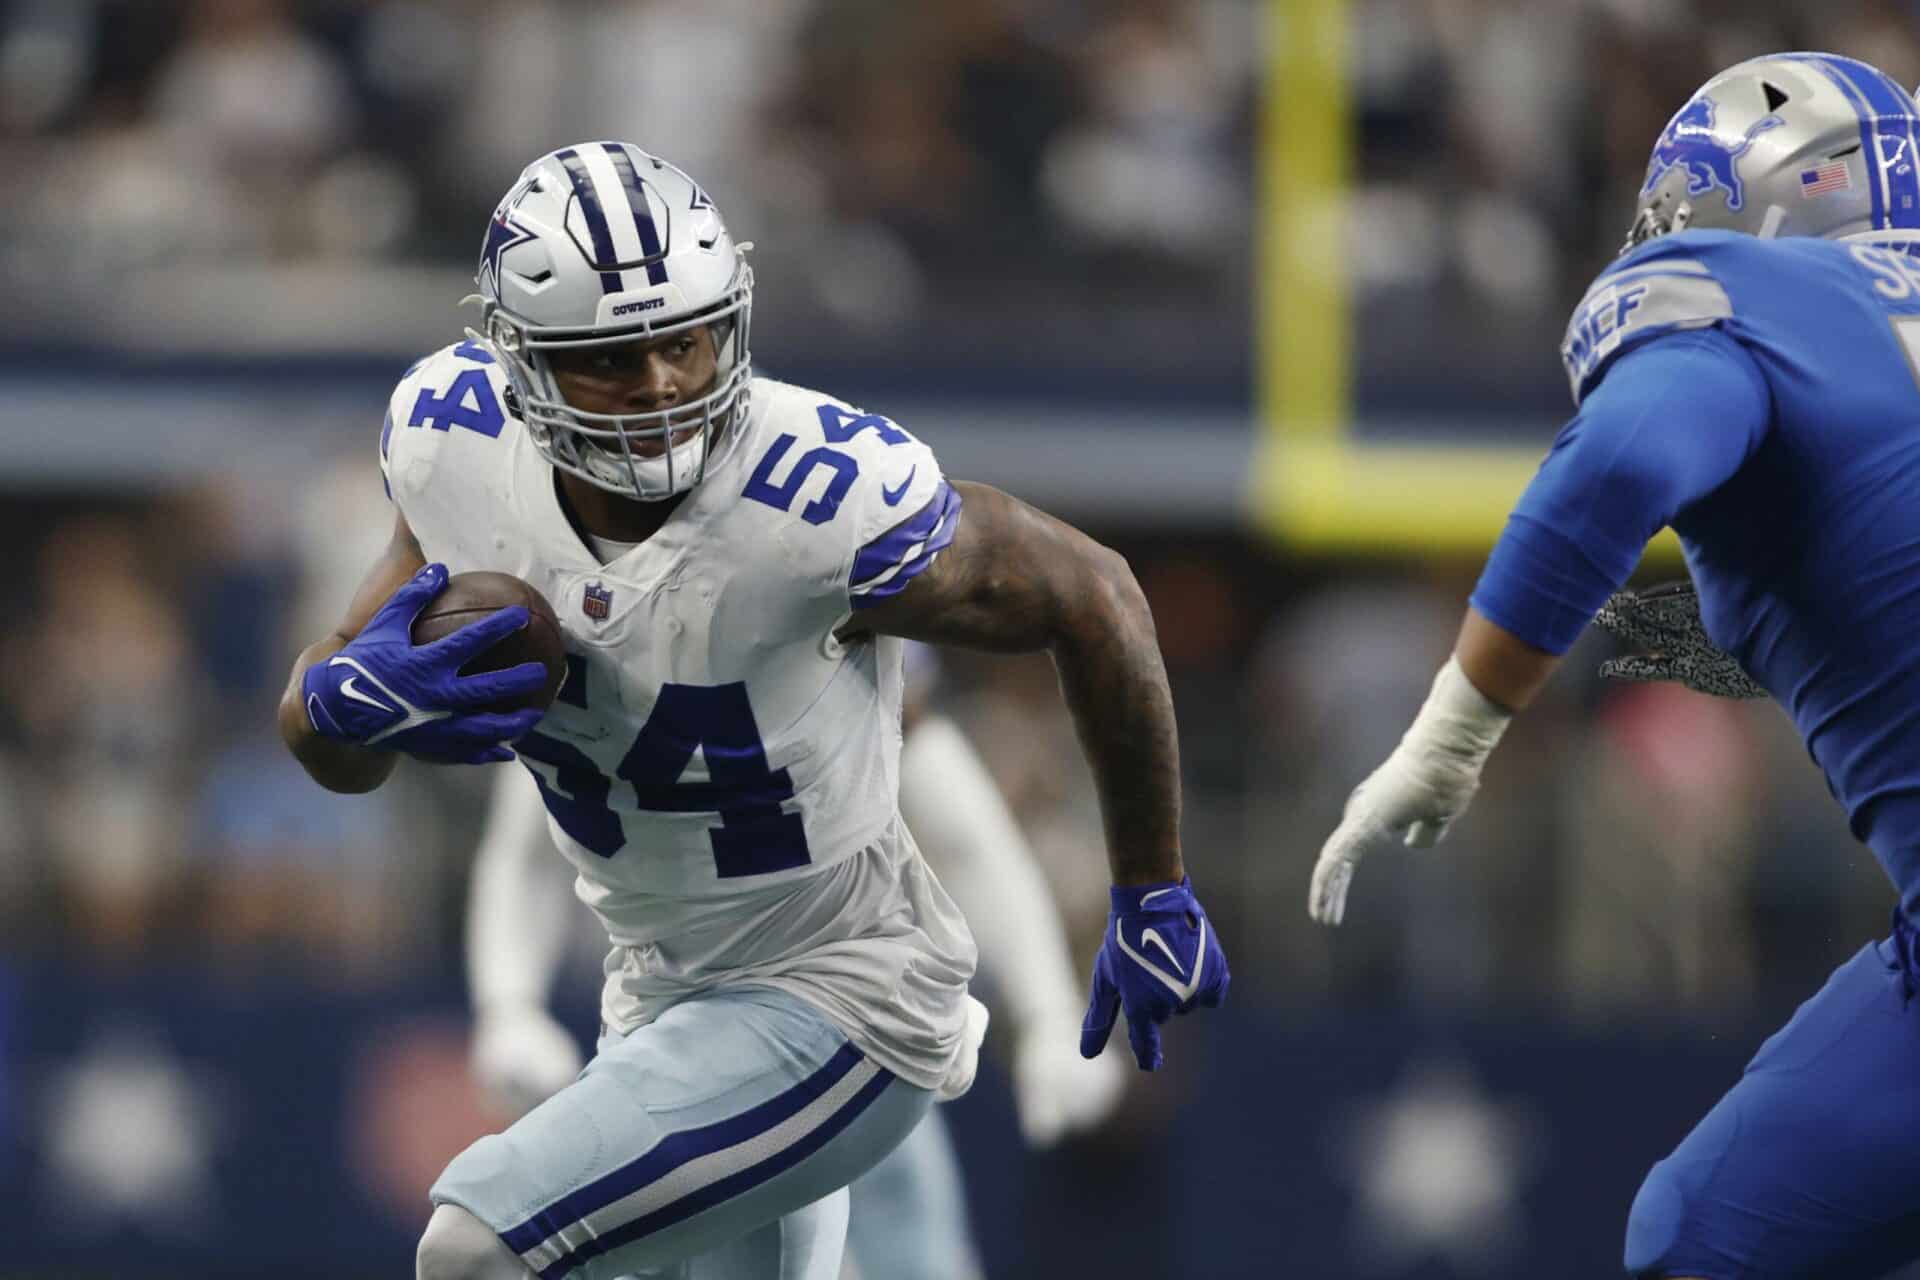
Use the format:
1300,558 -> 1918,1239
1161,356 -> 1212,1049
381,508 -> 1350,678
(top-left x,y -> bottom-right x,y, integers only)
1473,228 -> 1920,916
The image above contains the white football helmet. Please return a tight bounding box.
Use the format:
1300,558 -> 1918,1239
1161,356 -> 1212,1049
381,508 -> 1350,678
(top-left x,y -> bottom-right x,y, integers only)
472,142 -> 752,502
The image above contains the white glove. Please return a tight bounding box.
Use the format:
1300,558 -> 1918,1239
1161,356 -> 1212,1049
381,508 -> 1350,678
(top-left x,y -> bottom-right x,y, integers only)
1308,657 -> 1511,926
471,1006 -> 584,1118
1013,1012 -> 1128,1147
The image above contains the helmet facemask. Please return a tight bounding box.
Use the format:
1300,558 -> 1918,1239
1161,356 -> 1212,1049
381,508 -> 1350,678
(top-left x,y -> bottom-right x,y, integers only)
470,142 -> 757,504
479,259 -> 754,503
1621,196 -> 1695,255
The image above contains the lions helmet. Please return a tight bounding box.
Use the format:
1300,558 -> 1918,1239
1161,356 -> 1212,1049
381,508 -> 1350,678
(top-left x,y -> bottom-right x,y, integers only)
473,142 -> 752,501
1628,53 -> 1920,251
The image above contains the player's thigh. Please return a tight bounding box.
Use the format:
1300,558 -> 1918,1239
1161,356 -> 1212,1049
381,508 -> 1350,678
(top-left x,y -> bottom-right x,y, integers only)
845,1107 -> 983,1280
431,987 -> 931,1280
1625,935 -> 1920,1280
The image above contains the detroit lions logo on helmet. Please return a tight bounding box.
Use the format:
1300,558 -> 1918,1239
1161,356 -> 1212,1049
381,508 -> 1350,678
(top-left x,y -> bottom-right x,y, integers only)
1642,96 -> 1784,212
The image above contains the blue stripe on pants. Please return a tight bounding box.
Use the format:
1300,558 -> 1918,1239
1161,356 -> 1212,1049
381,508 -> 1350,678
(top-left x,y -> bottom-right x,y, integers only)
429,987 -> 936,1278
502,1042 -> 867,1255
535,1067 -> 895,1278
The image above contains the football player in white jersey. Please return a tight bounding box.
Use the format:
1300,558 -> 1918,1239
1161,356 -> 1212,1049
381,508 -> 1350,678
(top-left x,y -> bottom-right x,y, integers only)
465,645 -> 1128,1278
278,142 -> 1228,1280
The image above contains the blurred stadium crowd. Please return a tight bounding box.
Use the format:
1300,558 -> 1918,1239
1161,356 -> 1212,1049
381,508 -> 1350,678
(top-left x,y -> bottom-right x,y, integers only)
1354,0 -> 1920,408
7,0 -> 1918,393
0,0 -> 1253,382
1,0 -> 1911,1022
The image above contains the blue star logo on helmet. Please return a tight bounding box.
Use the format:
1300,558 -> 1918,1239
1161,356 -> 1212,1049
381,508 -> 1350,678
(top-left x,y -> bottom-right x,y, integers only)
1642,96 -> 1785,212
478,196 -> 540,296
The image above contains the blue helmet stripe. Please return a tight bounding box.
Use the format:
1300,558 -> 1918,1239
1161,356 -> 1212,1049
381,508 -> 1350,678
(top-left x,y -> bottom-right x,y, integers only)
1786,53 -> 1920,230
1823,55 -> 1920,228
1786,54 -> 1886,229
602,144 -> 670,286
1861,60 -> 1920,229
555,147 -> 624,294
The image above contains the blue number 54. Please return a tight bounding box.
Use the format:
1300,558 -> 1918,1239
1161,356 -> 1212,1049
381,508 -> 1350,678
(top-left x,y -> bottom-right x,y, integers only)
742,404 -> 916,525
515,682 -> 811,878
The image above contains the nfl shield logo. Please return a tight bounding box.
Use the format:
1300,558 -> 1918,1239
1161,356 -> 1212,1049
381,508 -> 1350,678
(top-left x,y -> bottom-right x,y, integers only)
582,582 -> 613,621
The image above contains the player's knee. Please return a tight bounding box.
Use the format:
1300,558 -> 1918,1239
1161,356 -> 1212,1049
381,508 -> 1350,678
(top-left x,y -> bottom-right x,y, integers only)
417,1204 -> 524,1280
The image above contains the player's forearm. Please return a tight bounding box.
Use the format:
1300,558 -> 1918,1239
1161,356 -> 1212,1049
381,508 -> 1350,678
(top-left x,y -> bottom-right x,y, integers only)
1454,608 -> 1562,712
855,484 -> 1184,885
468,768 -> 574,1013
1049,545 -> 1185,887
277,635 -> 400,794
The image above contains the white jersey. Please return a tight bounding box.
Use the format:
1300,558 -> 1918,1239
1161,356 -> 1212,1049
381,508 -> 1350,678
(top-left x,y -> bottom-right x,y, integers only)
380,342 -> 978,1090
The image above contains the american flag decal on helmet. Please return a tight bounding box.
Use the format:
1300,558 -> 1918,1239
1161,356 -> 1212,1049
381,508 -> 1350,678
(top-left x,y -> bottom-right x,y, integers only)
1800,160 -> 1852,196
583,582 -> 613,621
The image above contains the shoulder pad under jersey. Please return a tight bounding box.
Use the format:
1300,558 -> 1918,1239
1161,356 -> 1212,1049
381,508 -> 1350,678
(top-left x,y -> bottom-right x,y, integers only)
1561,232 -> 1740,404
742,380 -> 957,613
379,339 -> 518,509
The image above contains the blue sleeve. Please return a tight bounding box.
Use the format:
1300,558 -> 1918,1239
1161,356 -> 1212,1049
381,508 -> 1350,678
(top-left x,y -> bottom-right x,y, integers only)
1470,327 -> 1771,654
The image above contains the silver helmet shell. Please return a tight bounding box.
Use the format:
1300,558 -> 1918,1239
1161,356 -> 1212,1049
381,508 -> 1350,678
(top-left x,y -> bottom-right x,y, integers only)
1627,53 -> 1920,250
473,142 -> 752,502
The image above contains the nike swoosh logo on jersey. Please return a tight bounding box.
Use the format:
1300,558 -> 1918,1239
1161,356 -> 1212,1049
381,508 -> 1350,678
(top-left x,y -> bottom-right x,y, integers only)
1138,887 -> 1181,909
881,466 -> 917,506
1115,918 -> 1208,1004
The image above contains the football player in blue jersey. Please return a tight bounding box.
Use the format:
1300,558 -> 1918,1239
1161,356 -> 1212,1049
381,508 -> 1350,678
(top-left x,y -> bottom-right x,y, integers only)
1309,53 -> 1920,1279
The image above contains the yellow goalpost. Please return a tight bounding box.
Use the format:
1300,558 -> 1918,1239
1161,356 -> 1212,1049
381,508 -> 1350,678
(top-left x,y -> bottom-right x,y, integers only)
1250,0 -> 1678,560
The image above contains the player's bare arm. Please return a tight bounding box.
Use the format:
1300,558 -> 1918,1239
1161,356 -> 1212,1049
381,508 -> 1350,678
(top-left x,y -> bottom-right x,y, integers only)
277,510 -> 427,793
844,480 -> 1182,887
1454,608 -> 1559,713
847,479 -> 1225,1071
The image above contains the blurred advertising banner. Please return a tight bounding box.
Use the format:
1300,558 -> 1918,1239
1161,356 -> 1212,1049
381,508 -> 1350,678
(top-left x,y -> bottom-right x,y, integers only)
2,964 -> 1773,1280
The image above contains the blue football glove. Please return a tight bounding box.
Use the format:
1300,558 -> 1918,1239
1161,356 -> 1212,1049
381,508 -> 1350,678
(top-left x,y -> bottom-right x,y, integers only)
301,562 -> 548,765
1081,876 -> 1229,1071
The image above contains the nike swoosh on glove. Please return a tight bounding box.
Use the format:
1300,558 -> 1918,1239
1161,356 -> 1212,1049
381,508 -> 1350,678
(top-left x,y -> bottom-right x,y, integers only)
1592,580 -> 1767,700
302,562 -> 548,764
1081,877 -> 1229,1071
